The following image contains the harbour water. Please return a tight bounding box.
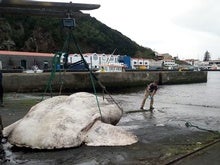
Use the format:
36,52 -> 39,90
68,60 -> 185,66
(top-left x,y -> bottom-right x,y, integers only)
116,71 -> 220,132
1,71 -> 220,164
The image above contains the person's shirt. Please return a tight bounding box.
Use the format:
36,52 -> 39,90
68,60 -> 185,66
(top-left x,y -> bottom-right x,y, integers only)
147,83 -> 158,93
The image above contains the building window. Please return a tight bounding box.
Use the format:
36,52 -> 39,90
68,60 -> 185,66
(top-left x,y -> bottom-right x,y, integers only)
93,54 -> 98,60
20,59 -> 27,69
43,61 -> 49,69
102,55 -> 106,61
99,57 -> 101,65
109,55 -> 114,62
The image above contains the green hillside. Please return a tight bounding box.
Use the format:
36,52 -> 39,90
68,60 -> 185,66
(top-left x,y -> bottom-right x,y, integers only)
0,12 -> 155,58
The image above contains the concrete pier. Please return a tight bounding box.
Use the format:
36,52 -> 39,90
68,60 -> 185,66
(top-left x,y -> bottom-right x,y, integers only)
2,71 -> 207,93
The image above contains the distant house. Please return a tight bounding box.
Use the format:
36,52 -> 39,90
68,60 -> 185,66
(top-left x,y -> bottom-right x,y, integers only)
0,50 -> 53,70
208,59 -> 220,66
163,59 -> 178,70
68,53 -> 124,70
155,53 -> 177,70
148,59 -> 163,70
131,58 -> 150,70
0,51 -> 125,71
156,53 -> 173,60
184,59 -> 200,66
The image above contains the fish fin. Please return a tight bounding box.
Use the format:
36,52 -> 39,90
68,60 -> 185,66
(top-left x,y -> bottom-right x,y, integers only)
84,121 -> 138,146
3,119 -> 22,137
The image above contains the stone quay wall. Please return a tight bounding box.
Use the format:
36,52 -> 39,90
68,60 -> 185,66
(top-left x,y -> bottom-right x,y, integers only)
2,71 -> 207,93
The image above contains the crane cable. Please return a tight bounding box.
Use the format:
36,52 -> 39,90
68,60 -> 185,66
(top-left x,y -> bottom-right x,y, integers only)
41,52 -> 63,100
70,31 -> 123,113
42,28 -> 123,118
185,121 -> 220,134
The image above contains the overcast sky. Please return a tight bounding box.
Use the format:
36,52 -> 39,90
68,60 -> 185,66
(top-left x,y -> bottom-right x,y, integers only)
39,0 -> 220,60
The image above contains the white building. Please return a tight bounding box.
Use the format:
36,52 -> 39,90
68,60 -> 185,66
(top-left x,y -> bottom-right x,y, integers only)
68,53 -> 92,67
163,59 -> 178,69
149,59 -> 163,70
131,58 -> 150,70
67,53 -> 124,71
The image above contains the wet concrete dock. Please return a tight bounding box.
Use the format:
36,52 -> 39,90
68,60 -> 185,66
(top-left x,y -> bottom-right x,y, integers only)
0,90 -> 220,165
0,72 -> 219,164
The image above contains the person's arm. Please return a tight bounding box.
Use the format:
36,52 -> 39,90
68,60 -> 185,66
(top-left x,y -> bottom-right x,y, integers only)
151,90 -> 156,97
147,83 -> 153,92
145,84 -> 150,92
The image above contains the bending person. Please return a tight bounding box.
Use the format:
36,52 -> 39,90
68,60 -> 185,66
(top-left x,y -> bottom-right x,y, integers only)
140,81 -> 158,110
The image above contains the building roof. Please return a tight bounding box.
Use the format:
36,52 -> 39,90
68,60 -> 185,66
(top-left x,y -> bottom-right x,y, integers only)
0,50 -> 54,57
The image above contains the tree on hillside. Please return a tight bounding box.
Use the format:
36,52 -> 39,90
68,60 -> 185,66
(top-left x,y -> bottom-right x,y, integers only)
203,51 -> 211,61
1,14 -> 155,58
